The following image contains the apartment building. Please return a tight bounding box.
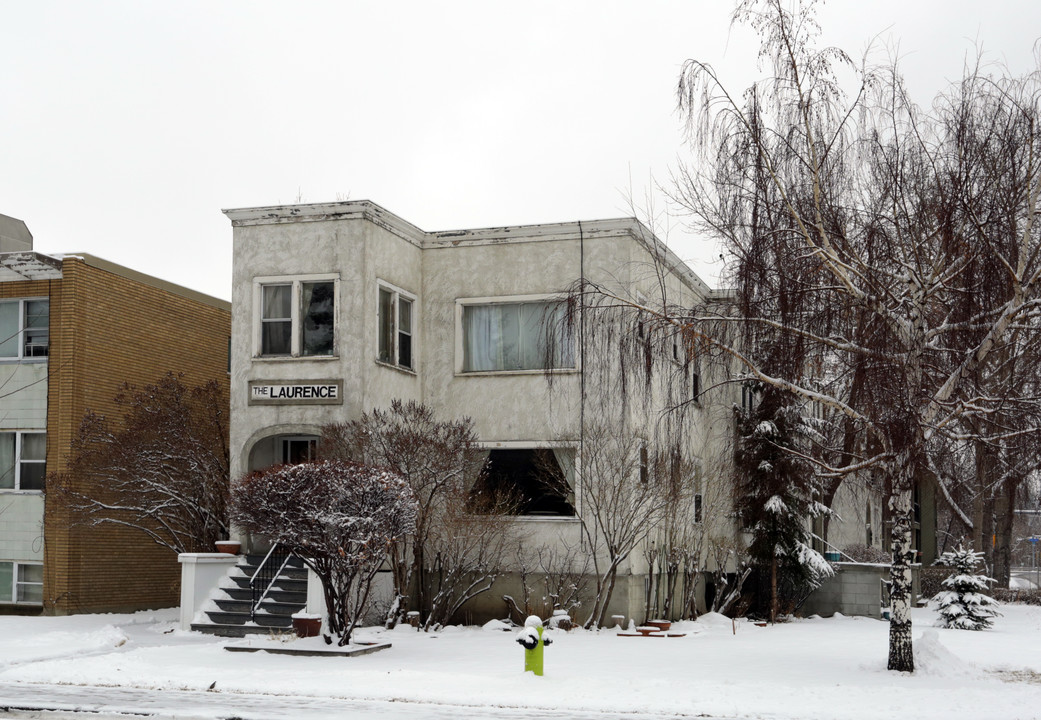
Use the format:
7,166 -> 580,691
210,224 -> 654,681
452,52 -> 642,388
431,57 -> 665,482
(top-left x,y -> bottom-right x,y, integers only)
224,200 -> 736,622
0,213 -> 230,614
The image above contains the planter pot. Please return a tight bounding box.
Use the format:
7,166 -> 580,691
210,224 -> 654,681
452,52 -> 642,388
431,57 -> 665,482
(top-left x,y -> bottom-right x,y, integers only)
292,616 -> 322,638
646,619 -> 671,632
215,541 -> 241,555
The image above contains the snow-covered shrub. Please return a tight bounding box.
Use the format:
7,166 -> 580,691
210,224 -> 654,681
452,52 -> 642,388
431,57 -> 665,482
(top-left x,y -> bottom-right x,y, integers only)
231,460 -> 418,645
932,546 -> 1001,631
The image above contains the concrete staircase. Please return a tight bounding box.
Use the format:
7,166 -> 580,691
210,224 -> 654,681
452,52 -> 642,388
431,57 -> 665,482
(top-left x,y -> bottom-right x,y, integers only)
190,554 -> 309,638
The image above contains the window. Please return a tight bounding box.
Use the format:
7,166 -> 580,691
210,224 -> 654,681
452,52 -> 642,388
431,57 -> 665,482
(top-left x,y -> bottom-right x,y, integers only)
0,432 -> 46,491
0,561 -> 43,605
461,299 -> 573,372
469,448 -> 575,517
694,492 -> 703,524
254,276 -> 337,358
740,382 -> 757,414
281,436 -> 318,464
0,299 -> 49,360
691,365 -> 701,403
378,285 -> 415,370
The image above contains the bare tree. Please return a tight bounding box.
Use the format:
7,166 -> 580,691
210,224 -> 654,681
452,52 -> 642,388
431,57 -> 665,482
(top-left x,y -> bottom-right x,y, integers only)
503,542 -> 590,625
663,0 -> 1041,671
230,460 -> 417,646
51,372 -> 229,554
321,400 -> 513,628
552,425 -> 673,629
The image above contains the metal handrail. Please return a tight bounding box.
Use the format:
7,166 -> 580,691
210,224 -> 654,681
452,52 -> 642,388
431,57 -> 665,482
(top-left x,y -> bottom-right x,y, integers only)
249,543 -> 293,622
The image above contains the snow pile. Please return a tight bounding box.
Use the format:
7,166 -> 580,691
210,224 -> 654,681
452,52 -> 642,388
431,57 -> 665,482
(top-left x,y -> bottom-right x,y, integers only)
1,625 -> 128,665
912,629 -> 976,677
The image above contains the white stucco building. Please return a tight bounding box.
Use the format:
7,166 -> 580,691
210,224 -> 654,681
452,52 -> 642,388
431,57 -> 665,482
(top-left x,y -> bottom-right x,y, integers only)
223,200 -> 738,624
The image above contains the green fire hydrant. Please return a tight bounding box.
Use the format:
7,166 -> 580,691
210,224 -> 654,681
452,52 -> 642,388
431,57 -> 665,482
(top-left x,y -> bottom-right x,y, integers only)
516,615 -> 552,676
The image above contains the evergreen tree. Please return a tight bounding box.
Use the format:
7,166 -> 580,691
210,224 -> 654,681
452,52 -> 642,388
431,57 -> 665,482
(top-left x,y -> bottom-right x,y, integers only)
735,386 -> 833,621
933,546 -> 1001,631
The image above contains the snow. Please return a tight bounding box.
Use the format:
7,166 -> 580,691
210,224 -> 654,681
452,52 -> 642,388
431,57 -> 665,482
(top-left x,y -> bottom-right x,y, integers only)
2,605 -> 1041,719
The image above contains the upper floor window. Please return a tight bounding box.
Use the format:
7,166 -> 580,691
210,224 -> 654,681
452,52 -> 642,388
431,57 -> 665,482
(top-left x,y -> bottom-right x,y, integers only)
461,299 -> 573,373
0,299 -> 49,360
0,431 -> 46,491
254,275 -> 337,358
378,284 -> 415,370
0,561 -> 43,605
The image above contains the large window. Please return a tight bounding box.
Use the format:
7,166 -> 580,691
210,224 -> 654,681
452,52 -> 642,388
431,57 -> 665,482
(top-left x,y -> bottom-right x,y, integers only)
0,432 -> 46,491
0,561 -> 43,605
378,285 -> 415,370
0,299 -> 49,360
461,299 -> 573,373
469,448 -> 575,517
255,276 -> 337,358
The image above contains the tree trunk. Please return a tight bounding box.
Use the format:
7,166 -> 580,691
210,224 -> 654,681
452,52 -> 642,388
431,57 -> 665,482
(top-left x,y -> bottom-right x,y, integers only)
887,474 -> 915,672
993,478 -> 1017,588
770,556 -> 778,623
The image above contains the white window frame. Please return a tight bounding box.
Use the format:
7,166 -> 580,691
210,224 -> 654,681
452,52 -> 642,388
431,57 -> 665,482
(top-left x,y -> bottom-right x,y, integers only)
0,297 -> 49,362
0,431 -> 46,492
455,294 -> 577,375
0,560 -> 43,605
376,281 -> 417,371
252,274 -> 339,359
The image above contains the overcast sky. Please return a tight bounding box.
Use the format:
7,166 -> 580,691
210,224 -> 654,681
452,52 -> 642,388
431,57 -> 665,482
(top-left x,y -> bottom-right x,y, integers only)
2,1 -> 1039,301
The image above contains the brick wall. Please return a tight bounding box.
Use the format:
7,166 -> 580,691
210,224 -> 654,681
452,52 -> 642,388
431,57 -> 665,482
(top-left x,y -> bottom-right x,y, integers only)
42,259 -> 230,614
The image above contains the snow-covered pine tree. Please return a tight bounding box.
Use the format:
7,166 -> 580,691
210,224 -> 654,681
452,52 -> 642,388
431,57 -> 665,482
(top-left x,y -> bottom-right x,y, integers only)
933,545 -> 1001,631
735,385 -> 833,622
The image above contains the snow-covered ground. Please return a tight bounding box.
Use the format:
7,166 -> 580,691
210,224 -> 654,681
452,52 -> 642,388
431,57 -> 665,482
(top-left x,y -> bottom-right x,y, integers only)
1,605 -> 1039,720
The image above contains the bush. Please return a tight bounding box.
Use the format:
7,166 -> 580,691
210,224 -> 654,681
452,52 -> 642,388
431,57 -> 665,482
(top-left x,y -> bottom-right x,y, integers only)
231,460 -> 417,645
993,588 -> 1041,606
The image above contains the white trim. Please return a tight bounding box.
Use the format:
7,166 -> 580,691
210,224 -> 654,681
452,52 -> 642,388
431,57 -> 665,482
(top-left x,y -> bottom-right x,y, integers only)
376,280 -> 419,371
252,274 -> 340,359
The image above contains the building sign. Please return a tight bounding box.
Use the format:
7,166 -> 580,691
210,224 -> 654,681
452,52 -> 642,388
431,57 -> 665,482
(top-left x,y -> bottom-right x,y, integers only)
248,379 -> 343,406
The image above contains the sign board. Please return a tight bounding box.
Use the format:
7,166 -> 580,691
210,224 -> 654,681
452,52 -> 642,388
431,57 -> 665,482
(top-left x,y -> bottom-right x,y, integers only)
248,379 -> 343,406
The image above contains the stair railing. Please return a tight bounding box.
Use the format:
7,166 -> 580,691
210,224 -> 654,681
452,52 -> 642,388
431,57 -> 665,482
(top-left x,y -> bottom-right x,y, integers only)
249,543 -> 293,622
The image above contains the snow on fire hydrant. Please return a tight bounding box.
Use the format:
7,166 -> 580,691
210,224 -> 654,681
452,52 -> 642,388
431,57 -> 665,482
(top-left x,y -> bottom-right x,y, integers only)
516,615 -> 552,676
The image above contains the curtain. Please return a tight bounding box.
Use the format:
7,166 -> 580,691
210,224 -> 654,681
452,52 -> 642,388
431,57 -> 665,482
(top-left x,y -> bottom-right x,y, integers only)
0,302 -> 18,358
463,301 -> 574,371
0,433 -> 14,489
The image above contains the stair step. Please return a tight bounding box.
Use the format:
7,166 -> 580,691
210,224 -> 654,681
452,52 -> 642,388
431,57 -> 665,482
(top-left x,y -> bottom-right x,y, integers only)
204,611 -> 294,628
222,588 -> 307,604
191,623 -> 303,639
232,567 -> 309,582
227,576 -> 308,592
213,599 -> 305,616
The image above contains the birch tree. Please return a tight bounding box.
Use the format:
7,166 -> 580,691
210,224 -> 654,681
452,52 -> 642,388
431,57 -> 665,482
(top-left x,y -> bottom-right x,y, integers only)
664,0 -> 1041,671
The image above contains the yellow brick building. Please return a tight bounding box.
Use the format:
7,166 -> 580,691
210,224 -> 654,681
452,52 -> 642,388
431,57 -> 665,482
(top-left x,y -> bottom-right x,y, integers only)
1,214 -> 230,614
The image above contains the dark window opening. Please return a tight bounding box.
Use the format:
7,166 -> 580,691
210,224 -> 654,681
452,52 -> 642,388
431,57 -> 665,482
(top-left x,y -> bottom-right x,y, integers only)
470,449 -> 574,516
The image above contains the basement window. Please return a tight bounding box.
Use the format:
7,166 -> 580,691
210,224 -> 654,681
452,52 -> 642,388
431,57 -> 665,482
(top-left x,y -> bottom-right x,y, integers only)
469,448 -> 575,517
0,561 -> 43,605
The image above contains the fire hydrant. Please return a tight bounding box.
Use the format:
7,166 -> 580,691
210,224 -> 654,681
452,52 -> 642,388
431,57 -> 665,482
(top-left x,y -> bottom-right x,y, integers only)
516,615 -> 552,676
